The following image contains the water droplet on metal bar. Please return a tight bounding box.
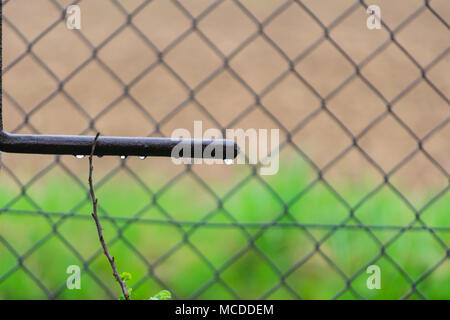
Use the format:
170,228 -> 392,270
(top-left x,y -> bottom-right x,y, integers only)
224,159 -> 233,165
76,155 -> 84,159
139,156 -> 146,160
120,155 -> 127,160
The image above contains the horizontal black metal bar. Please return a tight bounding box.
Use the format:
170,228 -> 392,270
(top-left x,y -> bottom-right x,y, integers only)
0,131 -> 239,159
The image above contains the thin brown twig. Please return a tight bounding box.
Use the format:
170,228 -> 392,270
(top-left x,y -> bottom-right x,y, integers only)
89,132 -> 130,300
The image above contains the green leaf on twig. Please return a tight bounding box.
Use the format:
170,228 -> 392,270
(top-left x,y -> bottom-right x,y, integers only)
149,290 -> 171,300
120,272 -> 132,282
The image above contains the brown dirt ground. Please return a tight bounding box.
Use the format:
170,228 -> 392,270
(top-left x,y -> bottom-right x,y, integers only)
1,0 -> 449,192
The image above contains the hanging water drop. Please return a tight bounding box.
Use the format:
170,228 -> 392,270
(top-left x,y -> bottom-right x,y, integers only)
120,155 -> 127,160
224,159 -> 233,165
76,155 -> 84,159
139,156 -> 146,160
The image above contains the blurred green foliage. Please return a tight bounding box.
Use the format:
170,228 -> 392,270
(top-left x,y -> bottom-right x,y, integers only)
0,160 -> 449,299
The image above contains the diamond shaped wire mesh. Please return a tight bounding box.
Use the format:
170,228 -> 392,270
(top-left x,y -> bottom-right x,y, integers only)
0,0 -> 449,299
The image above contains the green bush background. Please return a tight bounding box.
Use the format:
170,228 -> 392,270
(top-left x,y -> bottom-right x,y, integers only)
1,159 -> 449,300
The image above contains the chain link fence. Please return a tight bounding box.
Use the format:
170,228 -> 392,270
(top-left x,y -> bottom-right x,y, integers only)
1,0 -> 449,299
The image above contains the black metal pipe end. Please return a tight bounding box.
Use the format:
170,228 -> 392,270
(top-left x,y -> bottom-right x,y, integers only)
0,131 -> 239,160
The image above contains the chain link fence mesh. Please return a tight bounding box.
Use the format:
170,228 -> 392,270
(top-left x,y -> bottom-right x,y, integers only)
0,0 -> 449,299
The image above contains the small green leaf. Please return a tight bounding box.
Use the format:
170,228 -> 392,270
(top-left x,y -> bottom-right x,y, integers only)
120,272 -> 132,282
150,290 -> 171,300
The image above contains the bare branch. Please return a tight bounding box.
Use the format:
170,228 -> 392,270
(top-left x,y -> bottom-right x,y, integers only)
89,132 -> 130,300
